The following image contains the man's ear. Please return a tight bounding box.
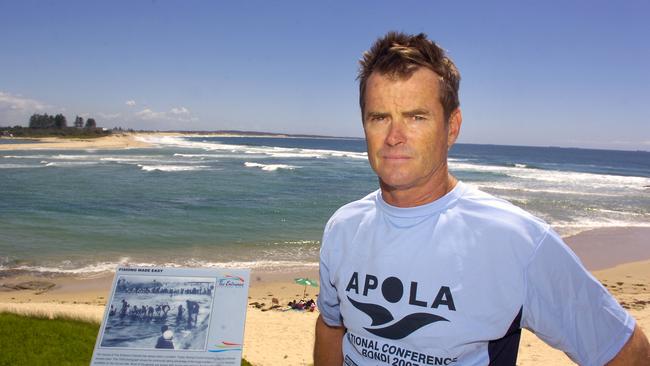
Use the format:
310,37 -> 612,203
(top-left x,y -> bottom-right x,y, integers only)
447,108 -> 462,149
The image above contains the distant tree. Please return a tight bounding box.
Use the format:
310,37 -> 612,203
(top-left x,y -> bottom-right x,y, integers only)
54,114 -> 67,128
29,114 -> 38,128
46,114 -> 55,128
28,113 -> 56,129
74,116 -> 84,128
85,118 -> 96,128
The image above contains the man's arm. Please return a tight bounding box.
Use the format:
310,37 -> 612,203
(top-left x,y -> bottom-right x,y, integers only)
314,314 -> 345,366
606,325 -> 650,365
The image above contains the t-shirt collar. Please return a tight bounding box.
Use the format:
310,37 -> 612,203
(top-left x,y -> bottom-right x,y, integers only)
376,181 -> 466,218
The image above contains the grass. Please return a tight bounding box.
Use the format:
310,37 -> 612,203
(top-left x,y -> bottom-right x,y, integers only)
0,312 -> 254,365
0,312 -> 98,366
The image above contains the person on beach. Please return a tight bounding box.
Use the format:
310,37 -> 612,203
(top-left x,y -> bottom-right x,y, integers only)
162,304 -> 171,318
177,304 -> 184,322
186,299 -> 199,327
119,299 -> 129,318
314,32 -> 650,365
155,325 -> 175,349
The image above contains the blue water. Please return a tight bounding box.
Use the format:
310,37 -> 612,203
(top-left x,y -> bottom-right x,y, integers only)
1,135 -> 648,275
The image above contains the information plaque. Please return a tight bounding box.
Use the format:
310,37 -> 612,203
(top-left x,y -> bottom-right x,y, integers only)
91,267 -> 250,366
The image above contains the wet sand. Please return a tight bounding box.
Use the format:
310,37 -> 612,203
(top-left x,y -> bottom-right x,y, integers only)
565,227 -> 650,270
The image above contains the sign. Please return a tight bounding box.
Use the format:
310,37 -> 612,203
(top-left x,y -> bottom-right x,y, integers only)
91,267 -> 250,366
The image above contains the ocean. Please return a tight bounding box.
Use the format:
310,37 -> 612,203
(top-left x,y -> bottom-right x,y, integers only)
1,135 -> 649,276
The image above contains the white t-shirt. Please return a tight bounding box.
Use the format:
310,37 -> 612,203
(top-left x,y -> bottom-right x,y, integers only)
318,181 -> 634,366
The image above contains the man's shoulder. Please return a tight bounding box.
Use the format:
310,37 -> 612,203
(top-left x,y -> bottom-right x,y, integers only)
458,184 -> 539,218
455,183 -> 549,240
325,190 -> 379,228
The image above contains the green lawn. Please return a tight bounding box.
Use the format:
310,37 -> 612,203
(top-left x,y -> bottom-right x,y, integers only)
0,312 -> 253,365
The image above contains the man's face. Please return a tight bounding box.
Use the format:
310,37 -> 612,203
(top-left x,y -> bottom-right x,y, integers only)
363,67 -> 460,193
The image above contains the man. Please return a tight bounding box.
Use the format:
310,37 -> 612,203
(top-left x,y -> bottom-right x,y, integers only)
155,325 -> 175,349
314,32 -> 649,365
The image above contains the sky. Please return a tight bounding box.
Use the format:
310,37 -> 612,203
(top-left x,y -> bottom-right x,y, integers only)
1,1 -> 648,150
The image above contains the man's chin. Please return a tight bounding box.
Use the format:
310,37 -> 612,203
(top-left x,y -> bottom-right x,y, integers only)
378,176 -> 417,192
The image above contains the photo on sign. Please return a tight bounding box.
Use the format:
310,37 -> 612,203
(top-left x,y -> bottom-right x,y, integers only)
99,275 -> 216,351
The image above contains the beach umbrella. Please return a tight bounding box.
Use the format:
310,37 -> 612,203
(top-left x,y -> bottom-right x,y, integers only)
294,278 -> 319,299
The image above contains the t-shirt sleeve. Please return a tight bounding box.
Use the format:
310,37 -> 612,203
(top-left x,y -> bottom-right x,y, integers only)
317,223 -> 343,327
521,228 -> 635,365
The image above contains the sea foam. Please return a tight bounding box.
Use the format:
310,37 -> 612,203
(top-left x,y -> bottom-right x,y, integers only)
1,259 -> 319,276
140,135 -> 368,160
138,164 -> 210,172
451,162 -> 650,191
244,162 -> 297,171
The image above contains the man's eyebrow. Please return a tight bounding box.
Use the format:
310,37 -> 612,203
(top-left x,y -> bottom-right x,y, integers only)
402,109 -> 431,117
365,111 -> 390,119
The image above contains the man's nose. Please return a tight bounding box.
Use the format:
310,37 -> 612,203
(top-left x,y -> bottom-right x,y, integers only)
385,120 -> 406,146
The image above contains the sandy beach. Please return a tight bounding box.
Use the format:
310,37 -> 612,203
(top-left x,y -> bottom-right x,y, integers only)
0,133 -> 157,150
1,228 -> 649,365
0,267 -> 321,366
0,131 -> 305,151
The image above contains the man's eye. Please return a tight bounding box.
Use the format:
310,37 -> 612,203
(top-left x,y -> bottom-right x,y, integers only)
412,115 -> 426,121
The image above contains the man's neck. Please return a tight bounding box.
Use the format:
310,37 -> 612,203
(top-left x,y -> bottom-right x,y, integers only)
380,174 -> 458,208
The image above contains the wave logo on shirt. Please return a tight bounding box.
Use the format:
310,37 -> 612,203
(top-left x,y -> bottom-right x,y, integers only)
346,272 -> 455,340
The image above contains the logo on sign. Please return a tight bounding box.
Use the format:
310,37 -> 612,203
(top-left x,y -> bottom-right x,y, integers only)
217,274 -> 245,288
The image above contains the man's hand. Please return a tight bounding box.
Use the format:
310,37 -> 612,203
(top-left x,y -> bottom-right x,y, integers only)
606,325 -> 650,365
314,314 -> 345,366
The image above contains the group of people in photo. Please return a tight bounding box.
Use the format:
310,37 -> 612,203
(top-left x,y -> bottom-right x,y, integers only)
109,298 -> 201,328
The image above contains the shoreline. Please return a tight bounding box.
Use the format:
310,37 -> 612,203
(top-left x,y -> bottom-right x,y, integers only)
0,133 -> 154,151
2,227 -> 648,279
1,226 -> 649,365
0,131 -> 361,151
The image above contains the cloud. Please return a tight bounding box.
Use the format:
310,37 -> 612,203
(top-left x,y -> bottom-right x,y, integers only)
170,107 -> 189,115
0,91 -> 198,129
0,91 -> 59,125
0,91 -> 49,111
135,106 -> 196,122
135,108 -> 166,120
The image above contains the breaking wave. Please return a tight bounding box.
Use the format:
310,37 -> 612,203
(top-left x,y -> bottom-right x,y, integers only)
244,162 -> 297,171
